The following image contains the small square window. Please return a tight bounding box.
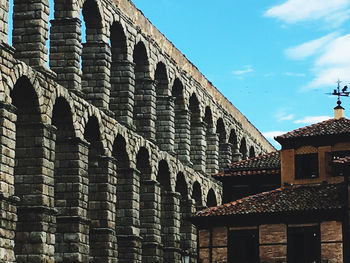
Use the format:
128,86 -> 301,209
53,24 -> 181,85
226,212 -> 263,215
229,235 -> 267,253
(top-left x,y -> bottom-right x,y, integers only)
295,153 -> 319,179
329,150 -> 350,177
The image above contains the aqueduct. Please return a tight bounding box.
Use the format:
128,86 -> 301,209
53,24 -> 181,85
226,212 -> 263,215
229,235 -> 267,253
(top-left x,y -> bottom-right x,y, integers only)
0,0 -> 274,262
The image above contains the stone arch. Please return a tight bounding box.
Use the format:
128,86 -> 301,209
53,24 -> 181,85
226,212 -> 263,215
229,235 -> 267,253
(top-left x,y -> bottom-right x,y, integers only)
47,86 -> 79,135
133,41 -> 154,139
80,0 -> 111,109
51,96 -> 81,262
81,0 -> 103,42
204,106 -> 218,174
240,137 -> 248,160
155,62 -> 174,152
206,188 -> 217,207
192,181 -> 203,210
217,118 -> 229,170
109,21 -> 134,125
189,93 -> 204,170
7,66 -> 45,119
249,145 -> 256,158
136,146 -> 160,262
229,128 -> 239,162
83,115 -> 106,261
11,76 -> 49,260
175,172 -> 189,200
172,78 -> 186,157
81,107 -> 106,151
157,159 -> 180,261
112,133 -> 142,261
154,62 -> 169,96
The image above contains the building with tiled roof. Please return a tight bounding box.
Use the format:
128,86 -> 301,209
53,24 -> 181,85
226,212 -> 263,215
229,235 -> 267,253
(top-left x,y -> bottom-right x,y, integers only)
192,104 -> 350,263
214,151 -> 281,203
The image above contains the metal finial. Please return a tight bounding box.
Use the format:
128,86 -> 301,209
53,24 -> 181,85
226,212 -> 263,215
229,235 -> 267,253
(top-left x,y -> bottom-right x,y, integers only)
329,79 -> 349,106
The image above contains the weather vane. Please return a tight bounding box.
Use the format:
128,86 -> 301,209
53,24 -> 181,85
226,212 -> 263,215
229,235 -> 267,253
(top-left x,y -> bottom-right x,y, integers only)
328,79 -> 349,107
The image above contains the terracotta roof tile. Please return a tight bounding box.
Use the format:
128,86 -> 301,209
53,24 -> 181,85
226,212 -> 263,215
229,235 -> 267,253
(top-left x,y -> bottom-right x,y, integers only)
194,183 -> 345,217
214,151 -> 280,178
275,117 -> 350,142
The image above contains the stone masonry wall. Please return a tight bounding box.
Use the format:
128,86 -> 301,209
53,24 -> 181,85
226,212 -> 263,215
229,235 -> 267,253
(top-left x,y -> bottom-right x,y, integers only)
0,0 -> 273,262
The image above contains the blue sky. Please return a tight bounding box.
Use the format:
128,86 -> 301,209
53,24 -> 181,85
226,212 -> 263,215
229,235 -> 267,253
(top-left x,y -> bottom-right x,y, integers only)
8,0 -> 350,148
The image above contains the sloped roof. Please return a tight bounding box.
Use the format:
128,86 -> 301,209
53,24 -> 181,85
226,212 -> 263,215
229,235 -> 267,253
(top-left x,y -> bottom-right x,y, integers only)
275,118 -> 350,142
214,151 -> 280,178
194,183 -> 345,217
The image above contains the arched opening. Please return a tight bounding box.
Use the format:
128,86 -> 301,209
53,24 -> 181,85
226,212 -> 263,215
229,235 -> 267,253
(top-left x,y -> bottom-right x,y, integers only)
229,129 -> 239,162
112,134 -> 140,261
172,78 -> 185,156
157,160 -> 177,261
240,137 -> 248,160
83,116 -> 104,261
11,76 -> 43,259
206,189 -> 217,207
52,97 -> 78,262
110,22 -> 132,122
155,63 -> 173,151
136,147 -> 160,262
204,106 -> 217,174
189,94 -> 203,168
216,118 -> 228,170
192,181 -> 203,211
249,146 -> 256,158
81,0 -> 109,108
81,0 -> 102,43
133,42 -> 153,140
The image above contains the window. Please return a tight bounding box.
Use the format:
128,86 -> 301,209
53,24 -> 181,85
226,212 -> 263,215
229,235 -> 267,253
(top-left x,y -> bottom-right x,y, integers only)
228,230 -> 258,263
295,153 -> 319,179
287,226 -> 320,263
329,150 -> 350,177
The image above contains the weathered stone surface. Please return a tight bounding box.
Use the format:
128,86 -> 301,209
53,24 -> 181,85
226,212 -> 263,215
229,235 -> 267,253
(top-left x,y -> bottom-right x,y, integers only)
0,0 -> 273,262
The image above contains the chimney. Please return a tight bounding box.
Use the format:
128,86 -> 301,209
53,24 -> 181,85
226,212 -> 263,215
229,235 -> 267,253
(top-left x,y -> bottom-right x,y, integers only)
334,100 -> 344,119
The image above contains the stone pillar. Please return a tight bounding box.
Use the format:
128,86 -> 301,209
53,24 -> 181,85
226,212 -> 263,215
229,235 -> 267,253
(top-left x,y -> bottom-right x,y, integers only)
232,148 -> 242,162
82,41 -> 111,110
54,137 -> 90,263
13,0 -> 49,69
0,0 -> 9,44
161,191 -> 181,263
0,102 -> 16,196
0,102 -> 17,263
134,78 -> 156,142
0,193 -> 18,263
89,156 -> 118,263
15,123 -> 56,263
110,60 -> 135,128
174,109 -> 190,164
219,142 -> 232,171
140,179 -> 162,263
206,127 -> 219,174
116,168 -> 142,263
190,121 -> 206,172
180,199 -> 198,263
156,95 -> 175,154
50,17 -> 82,91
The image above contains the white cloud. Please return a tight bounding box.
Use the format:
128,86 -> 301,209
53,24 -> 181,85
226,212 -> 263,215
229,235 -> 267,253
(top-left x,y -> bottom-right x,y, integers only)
285,33 -> 350,90
294,115 -> 331,124
232,65 -> 254,75
265,0 -> 350,26
285,33 -> 338,60
279,114 -> 295,121
284,72 -> 306,77
275,109 -> 295,121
